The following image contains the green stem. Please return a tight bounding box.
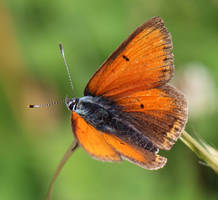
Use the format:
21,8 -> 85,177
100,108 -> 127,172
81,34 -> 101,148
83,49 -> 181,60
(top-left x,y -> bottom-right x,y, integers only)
46,140 -> 79,200
180,130 -> 218,173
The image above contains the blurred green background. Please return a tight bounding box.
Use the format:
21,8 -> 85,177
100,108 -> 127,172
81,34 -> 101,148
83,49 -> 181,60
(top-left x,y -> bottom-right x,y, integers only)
1,0 -> 218,200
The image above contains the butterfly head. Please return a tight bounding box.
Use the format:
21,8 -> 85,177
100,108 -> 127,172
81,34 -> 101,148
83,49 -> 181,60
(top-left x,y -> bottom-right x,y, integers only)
65,97 -> 79,111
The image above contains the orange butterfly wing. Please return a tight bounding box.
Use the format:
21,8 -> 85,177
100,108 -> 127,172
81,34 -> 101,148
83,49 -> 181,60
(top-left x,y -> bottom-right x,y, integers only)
109,84 -> 188,150
83,16 -> 187,150
71,112 -> 121,162
84,16 -> 173,98
103,133 -> 167,170
72,112 -> 166,169
73,17 -> 188,168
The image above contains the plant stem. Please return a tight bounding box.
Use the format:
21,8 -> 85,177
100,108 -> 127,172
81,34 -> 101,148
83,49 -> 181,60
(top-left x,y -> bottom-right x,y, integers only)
46,140 -> 79,200
180,130 -> 218,173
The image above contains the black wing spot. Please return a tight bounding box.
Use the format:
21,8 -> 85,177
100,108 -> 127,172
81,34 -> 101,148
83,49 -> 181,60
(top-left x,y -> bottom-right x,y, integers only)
140,104 -> 144,109
122,55 -> 130,61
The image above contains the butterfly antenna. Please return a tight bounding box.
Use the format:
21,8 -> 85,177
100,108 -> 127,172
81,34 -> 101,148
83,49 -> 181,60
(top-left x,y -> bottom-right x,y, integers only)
59,43 -> 74,94
27,100 -> 62,109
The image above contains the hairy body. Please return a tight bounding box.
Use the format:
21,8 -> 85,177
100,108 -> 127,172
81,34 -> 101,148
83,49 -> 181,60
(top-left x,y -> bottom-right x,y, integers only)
67,96 -> 158,153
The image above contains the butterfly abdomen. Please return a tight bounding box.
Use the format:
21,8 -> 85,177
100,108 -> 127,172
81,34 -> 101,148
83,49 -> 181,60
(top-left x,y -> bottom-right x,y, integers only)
74,96 -> 158,153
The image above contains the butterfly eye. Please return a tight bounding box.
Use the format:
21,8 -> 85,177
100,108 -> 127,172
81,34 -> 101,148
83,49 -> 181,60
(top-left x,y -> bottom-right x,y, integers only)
68,102 -> 75,110
65,97 -> 78,111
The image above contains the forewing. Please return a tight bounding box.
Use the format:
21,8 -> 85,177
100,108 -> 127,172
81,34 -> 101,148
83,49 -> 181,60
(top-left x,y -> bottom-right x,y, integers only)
110,84 -> 188,150
103,133 -> 167,170
71,112 -> 121,161
84,16 -> 173,97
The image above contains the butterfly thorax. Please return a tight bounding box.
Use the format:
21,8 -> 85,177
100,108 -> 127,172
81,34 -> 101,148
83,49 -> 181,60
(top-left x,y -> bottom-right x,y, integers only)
67,96 -> 158,153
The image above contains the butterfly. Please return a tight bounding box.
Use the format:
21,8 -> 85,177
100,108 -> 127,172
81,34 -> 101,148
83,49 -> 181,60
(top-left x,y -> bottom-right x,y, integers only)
27,16 -> 188,199
64,16 -> 188,170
